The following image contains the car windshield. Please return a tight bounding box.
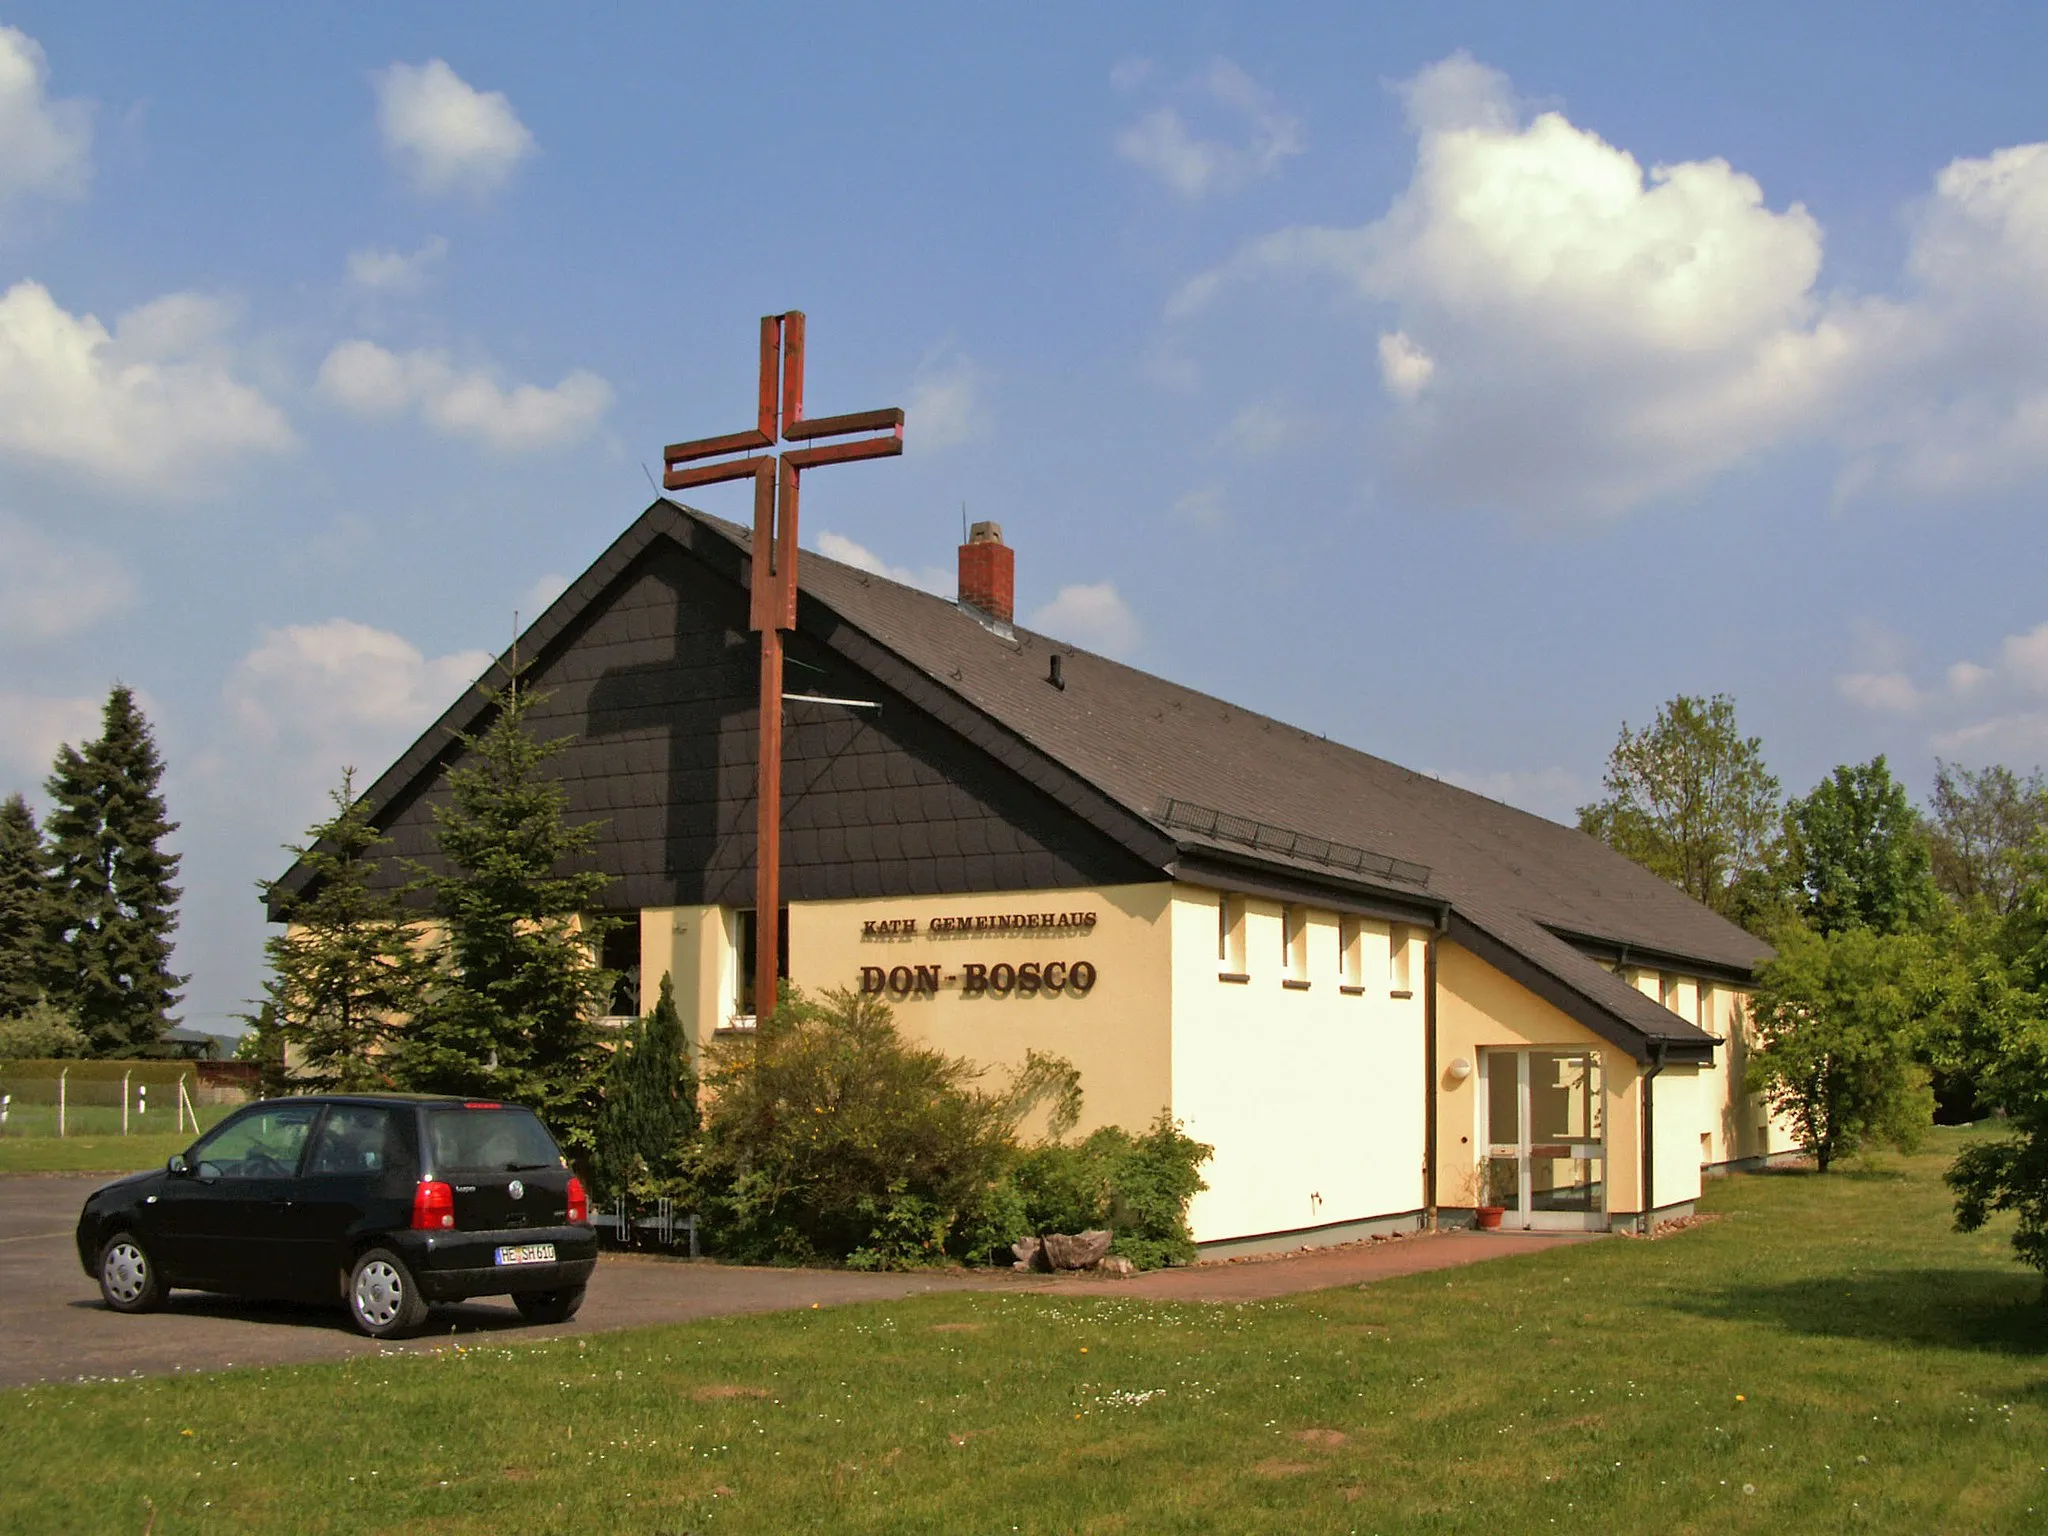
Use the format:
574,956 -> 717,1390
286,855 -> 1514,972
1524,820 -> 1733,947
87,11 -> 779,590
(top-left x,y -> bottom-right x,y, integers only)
426,1107 -> 561,1171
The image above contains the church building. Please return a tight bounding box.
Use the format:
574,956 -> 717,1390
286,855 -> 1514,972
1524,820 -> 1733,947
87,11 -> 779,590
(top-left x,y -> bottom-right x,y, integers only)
274,499 -> 1786,1252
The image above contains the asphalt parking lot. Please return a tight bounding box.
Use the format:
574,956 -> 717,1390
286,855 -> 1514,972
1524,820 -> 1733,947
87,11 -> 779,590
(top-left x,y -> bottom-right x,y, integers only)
5,1171 -> 1592,1389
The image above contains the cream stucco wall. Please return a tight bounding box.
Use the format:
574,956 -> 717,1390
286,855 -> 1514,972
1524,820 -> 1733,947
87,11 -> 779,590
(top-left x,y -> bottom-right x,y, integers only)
776,884 -> 1176,1138
1170,887 -> 1427,1246
1435,941 -> 1647,1220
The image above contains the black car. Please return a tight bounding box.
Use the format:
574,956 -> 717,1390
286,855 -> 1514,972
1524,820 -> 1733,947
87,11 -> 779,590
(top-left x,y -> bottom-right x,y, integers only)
74,1093 -> 598,1338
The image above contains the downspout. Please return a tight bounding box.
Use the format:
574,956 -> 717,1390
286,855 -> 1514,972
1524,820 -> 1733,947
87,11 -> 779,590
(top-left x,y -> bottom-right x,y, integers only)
1423,923 -> 1442,1232
1640,1039 -> 1666,1235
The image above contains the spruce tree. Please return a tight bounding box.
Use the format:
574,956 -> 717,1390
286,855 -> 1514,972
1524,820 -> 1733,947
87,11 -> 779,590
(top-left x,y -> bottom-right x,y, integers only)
43,686 -> 184,1055
592,973 -> 699,1203
0,793 -> 50,1017
253,769 -> 427,1091
394,676 -> 614,1150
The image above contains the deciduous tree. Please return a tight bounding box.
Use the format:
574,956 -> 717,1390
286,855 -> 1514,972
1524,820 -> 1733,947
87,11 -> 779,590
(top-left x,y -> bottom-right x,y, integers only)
1577,693 -> 1780,922
1747,923 -> 1935,1172
43,687 -> 184,1056
1784,756 -> 1940,936
1928,761 -> 2048,916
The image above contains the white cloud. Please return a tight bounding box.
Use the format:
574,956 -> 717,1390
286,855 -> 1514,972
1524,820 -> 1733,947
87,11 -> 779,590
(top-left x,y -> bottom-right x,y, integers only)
316,338 -> 611,449
374,59 -> 535,196
1028,581 -> 1141,659
0,280 -> 293,492
1376,331 -> 1434,401
0,25 -> 91,220
1435,765 -> 1590,823
905,349 -> 987,454
522,572 -> 569,615
227,619 -> 490,766
1173,52 -> 1868,520
813,530 -> 951,596
1166,52 -> 2048,523
1116,57 -> 1302,200
1948,661 -> 1993,695
1222,403 -> 1302,457
0,515 -> 135,641
1836,671 -> 1925,712
0,691 -> 99,788
1170,486 -> 1229,530
347,235 -> 449,292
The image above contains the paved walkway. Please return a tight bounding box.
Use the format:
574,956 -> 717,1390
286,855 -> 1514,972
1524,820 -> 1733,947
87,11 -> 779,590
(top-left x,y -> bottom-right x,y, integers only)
4,1172 -> 1591,1388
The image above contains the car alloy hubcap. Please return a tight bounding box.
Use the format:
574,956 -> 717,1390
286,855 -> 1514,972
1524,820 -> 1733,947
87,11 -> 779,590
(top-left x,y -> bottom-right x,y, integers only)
103,1242 -> 146,1303
354,1260 -> 404,1327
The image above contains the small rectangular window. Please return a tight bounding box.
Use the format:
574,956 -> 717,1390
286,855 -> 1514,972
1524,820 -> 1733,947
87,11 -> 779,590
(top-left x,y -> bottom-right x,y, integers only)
1339,915 -> 1363,987
1217,893 -> 1247,975
1282,904 -> 1309,981
1389,924 -> 1413,993
1697,983 -> 1714,1030
599,912 -> 642,1019
1660,974 -> 1681,1015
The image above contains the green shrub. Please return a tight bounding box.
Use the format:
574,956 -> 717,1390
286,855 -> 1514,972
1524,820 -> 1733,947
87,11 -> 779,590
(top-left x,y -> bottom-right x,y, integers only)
0,1003 -> 88,1060
684,987 -> 1073,1268
591,974 -> 698,1208
1011,1115 -> 1213,1269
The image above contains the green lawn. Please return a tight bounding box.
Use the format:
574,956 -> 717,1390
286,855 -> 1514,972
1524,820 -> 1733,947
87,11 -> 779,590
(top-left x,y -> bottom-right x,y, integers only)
4,1128 -> 2046,1535
0,1129 -> 204,1176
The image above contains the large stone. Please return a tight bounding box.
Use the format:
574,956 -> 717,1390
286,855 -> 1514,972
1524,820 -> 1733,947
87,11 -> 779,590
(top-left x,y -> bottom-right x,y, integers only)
1041,1230 -> 1113,1270
1098,1255 -> 1136,1278
1011,1236 -> 1044,1271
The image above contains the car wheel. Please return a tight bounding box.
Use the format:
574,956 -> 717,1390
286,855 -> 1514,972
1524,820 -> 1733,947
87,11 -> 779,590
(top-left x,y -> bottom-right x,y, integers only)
348,1248 -> 429,1339
512,1285 -> 586,1325
98,1232 -> 167,1314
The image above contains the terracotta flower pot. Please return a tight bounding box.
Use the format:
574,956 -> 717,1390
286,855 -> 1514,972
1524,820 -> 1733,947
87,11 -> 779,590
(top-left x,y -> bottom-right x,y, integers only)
1474,1205 -> 1506,1231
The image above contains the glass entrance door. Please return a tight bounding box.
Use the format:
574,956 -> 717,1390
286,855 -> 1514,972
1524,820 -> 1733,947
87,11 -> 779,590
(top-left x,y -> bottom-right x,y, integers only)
1480,1048 -> 1607,1230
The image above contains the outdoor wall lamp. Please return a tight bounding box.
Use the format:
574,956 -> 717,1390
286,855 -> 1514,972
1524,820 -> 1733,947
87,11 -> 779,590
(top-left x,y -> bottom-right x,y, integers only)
1445,1057 -> 1473,1083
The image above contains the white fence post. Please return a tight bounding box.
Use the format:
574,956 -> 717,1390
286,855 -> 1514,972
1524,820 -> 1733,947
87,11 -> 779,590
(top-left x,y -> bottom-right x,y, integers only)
122,1070 -> 131,1135
57,1067 -> 67,1138
178,1076 -> 197,1137
138,1081 -> 148,1127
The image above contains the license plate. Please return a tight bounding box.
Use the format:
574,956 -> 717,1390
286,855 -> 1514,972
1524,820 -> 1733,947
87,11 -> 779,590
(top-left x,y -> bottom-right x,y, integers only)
494,1243 -> 556,1266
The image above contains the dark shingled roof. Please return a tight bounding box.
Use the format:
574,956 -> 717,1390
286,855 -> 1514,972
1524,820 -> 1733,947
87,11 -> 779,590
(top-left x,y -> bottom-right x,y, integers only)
302,500 -> 1769,1065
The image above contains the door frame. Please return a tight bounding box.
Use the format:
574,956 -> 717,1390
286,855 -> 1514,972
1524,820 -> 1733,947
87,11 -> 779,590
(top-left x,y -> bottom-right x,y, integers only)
1478,1047 -> 1608,1232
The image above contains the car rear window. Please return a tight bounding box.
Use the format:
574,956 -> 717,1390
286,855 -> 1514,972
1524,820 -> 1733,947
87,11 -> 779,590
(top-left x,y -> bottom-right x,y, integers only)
426,1107 -> 563,1171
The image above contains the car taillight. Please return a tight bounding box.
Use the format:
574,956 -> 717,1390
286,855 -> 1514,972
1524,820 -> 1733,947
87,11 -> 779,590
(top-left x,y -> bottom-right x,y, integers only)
412,1179 -> 455,1231
566,1175 -> 588,1225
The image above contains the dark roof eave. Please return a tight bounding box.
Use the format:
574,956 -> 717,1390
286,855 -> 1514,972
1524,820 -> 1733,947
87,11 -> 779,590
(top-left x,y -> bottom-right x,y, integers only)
1445,911 -> 1716,1067
1542,924 -> 1772,986
1167,845 -> 1448,928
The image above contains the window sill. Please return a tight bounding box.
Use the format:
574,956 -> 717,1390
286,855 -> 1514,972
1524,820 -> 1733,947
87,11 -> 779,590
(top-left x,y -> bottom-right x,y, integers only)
716,1015 -> 758,1035
1339,984 -> 1367,996
1218,971 -> 1250,985
1389,989 -> 1414,1000
1282,978 -> 1312,991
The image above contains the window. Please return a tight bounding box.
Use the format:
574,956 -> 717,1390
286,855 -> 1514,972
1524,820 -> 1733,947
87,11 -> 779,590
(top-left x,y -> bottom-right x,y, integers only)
1281,904 -> 1309,984
731,907 -> 789,1019
599,912 -> 642,1019
305,1106 -> 403,1177
1697,983 -> 1715,1030
1339,915 -> 1364,989
427,1107 -> 562,1172
1660,974 -> 1681,1015
1217,893 -> 1247,977
1389,924 -> 1413,993
192,1103 -> 320,1179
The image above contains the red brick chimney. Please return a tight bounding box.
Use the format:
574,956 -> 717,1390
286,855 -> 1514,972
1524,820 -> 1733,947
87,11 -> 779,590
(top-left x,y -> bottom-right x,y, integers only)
957,520 -> 1014,623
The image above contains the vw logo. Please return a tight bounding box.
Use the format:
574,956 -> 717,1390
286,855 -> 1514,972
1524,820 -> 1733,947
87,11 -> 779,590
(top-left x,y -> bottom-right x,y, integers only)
507,1179 -> 524,1200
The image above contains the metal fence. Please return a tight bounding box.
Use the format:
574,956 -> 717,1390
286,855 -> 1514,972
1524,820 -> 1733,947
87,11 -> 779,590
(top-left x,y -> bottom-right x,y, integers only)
0,1062 -> 241,1139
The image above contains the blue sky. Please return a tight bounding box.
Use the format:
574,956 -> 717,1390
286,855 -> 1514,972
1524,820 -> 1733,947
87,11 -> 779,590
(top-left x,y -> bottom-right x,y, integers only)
4,3 -> 2047,1032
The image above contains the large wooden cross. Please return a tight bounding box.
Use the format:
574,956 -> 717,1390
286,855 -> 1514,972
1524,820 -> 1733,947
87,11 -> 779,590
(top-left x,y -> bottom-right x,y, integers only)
663,313 -> 904,1022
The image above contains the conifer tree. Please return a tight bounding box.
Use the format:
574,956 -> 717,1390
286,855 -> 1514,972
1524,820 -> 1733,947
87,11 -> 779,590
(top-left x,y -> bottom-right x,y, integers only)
253,769 -> 427,1091
0,793 -> 50,1017
592,973 -> 699,1203
394,676 -> 614,1149
43,686 -> 184,1055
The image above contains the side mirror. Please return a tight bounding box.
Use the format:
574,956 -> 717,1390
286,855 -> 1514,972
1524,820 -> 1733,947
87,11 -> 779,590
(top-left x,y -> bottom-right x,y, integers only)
166,1154 -> 189,1177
